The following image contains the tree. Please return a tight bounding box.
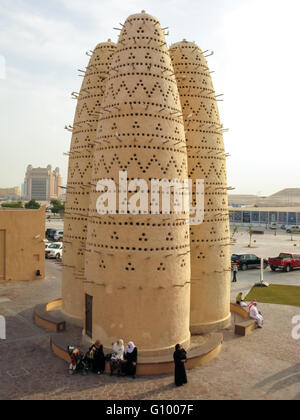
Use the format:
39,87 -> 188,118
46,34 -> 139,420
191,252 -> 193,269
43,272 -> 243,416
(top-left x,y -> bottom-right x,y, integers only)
290,227 -> 297,242
232,225 -> 239,238
1,201 -> 23,208
25,200 -> 41,209
248,225 -> 254,248
231,225 -> 239,243
50,199 -> 64,214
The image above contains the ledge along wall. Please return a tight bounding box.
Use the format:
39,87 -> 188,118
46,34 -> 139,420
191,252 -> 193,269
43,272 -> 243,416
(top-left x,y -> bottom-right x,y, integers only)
62,41 -> 117,320
170,40 -> 231,333
85,11 -> 191,357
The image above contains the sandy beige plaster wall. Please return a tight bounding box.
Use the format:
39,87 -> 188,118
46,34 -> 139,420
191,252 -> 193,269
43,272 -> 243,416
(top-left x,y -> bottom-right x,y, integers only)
0,208 -> 45,282
170,41 -> 231,333
85,12 -> 191,355
62,41 -> 117,320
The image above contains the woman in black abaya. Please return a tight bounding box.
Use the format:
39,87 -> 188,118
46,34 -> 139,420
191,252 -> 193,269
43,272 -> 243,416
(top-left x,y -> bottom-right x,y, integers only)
123,341 -> 138,379
88,340 -> 106,374
173,344 -> 187,387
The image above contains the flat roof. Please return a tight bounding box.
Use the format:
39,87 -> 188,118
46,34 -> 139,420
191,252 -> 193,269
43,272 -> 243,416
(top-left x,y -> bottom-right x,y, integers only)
0,207 -> 44,212
229,206 -> 300,212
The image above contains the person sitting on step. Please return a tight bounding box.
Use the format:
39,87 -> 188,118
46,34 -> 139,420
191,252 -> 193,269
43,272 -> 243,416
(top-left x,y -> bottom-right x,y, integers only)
122,341 -> 138,379
249,300 -> 264,328
236,292 -> 248,307
110,339 -> 124,376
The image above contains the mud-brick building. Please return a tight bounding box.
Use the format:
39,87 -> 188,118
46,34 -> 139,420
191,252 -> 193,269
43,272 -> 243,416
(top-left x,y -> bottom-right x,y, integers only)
0,207 -> 45,282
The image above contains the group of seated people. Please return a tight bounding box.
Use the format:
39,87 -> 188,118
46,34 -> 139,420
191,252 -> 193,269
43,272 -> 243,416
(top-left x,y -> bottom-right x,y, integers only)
85,339 -> 138,378
236,293 -> 264,328
70,339 -> 187,386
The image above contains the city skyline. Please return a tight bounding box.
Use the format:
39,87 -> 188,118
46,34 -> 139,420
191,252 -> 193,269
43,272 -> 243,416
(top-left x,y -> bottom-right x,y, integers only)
1,0 -> 300,195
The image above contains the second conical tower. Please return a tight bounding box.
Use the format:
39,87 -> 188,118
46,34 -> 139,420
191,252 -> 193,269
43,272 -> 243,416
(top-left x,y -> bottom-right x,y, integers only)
170,40 -> 231,333
62,40 -> 117,320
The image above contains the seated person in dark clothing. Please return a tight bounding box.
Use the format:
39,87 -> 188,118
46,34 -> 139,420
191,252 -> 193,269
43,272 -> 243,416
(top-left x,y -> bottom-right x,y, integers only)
173,344 -> 187,387
87,340 -> 106,374
236,292 -> 247,307
122,341 -> 138,378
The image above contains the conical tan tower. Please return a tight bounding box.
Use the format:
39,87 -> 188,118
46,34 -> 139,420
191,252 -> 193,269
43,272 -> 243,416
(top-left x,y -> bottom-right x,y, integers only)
84,12 -> 191,356
170,40 -> 231,333
62,40 -> 117,320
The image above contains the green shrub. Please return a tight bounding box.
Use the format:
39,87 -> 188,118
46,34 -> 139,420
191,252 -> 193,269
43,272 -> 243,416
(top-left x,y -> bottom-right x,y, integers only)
50,199 -> 64,214
1,201 -> 23,208
24,200 -> 41,209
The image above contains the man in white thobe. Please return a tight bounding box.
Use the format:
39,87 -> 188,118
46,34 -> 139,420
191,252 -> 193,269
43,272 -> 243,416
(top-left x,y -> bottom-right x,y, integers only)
249,301 -> 264,328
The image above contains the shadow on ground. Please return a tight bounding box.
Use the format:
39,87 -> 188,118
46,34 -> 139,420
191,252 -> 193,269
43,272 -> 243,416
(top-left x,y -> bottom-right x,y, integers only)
254,364 -> 300,400
0,305 -> 174,400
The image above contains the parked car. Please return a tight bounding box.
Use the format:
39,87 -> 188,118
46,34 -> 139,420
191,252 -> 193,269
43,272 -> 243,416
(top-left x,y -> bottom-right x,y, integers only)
46,229 -> 64,241
231,254 -> 268,271
268,253 -> 300,272
286,226 -> 300,234
45,242 -> 63,260
45,229 -> 57,240
269,222 -> 278,230
53,230 -> 64,241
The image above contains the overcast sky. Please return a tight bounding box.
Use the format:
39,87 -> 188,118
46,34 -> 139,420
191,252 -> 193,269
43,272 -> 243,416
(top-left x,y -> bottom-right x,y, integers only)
0,0 -> 299,195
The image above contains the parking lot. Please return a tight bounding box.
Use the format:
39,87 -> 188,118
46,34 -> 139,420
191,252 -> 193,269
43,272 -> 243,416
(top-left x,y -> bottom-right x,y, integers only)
231,226 -> 300,257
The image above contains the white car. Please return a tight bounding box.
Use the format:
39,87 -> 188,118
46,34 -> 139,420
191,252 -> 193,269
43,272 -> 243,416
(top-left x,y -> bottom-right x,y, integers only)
286,226 -> 300,234
53,230 -> 64,241
45,242 -> 63,260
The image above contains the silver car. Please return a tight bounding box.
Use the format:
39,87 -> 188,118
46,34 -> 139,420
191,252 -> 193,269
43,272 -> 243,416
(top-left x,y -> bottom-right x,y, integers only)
53,230 -> 64,241
286,226 -> 300,234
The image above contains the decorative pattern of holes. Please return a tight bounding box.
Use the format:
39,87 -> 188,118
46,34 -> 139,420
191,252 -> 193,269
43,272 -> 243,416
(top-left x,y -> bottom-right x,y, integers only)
157,263 -> 166,271
62,40 -> 117,318
99,260 -> 106,269
170,40 -> 231,331
125,262 -> 135,271
83,12 -> 191,350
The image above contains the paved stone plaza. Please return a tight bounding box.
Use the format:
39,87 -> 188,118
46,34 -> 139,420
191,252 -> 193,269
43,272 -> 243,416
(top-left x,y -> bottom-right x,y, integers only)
0,230 -> 300,400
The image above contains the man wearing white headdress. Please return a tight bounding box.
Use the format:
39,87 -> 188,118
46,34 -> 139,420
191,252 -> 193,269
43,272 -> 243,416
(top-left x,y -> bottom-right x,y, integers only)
249,300 -> 264,328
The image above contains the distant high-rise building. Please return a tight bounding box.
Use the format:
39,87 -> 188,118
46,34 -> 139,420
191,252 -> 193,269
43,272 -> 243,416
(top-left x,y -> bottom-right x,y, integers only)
24,165 -> 62,202
0,187 -> 21,201
21,183 -> 25,198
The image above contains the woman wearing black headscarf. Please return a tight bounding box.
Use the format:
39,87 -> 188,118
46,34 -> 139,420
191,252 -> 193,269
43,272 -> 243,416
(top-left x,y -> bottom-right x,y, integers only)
173,344 -> 187,387
122,341 -> 138,379
88,340 -> 106,374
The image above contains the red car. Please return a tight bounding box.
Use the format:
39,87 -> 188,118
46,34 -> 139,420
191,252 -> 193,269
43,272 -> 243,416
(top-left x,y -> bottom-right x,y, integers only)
268,253 -> 300,272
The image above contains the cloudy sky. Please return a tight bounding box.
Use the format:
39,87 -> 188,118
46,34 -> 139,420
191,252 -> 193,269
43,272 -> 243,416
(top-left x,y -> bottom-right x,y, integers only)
0,0 -> 299,195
